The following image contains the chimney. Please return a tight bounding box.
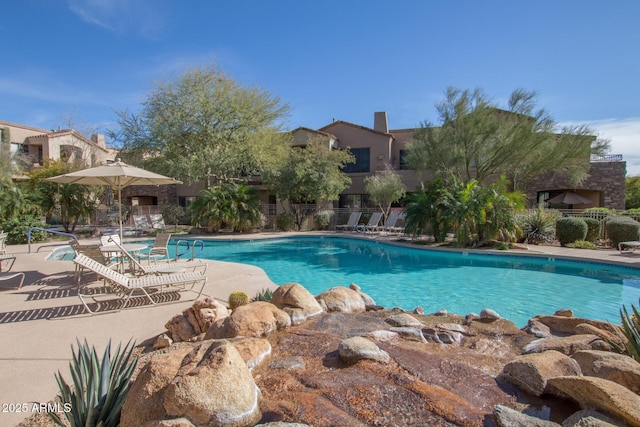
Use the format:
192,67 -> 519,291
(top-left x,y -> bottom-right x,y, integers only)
91,134 -> 106,149
374,112 -> 388,133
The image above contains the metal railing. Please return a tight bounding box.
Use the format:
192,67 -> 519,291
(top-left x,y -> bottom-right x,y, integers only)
174,239 -> 205,261
28,227 -> 78,253
590,154 -> 623,162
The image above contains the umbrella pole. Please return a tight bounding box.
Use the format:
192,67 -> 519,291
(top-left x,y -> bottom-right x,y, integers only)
118,187 -> 123,241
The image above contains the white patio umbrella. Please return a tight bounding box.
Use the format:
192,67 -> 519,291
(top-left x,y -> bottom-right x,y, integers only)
45,159 -> 182,240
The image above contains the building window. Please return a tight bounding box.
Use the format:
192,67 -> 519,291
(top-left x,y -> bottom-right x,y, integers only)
179,196 -> 197,208
399,149 -> 409,170
339,194 -> 370,209
344,148 -> 370,173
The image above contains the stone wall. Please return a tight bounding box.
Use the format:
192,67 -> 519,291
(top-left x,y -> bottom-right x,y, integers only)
525,161 -> 626,210
121,184 -> 178,206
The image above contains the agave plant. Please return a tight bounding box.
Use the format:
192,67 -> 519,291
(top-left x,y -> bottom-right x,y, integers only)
252,288 -> 274,302
620,302 -> 640,361
49,339 -> 138,427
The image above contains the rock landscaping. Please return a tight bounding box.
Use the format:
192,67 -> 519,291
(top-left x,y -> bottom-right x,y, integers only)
123,282 -> 640,427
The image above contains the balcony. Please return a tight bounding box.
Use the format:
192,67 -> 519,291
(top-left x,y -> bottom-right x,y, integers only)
590,154 -> 623,162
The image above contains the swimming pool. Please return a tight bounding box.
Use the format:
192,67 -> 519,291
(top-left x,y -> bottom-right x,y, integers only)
51,236 -> 640,326
192,236 -> 640,327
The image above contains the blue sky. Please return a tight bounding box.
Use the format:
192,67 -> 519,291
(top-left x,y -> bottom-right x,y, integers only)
2,0 -> 639,175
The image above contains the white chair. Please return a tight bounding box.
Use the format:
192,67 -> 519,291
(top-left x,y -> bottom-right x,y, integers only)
335,212 -> 362,232
363,212 -> 384,233
73,254 -> 207,314
0,232 -> 7,255
149,214 -> 167,230
0,255 -> 25,289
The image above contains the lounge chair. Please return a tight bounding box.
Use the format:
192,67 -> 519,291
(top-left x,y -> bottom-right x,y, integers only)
375,211 -> 400,233
73,253 -> 207,314
336,212 -> 362,232
0,232 -> 7,255
0,255 -> 25,288
100,234 -> 122,262
149,214 -> 168,230
384,211 -> 406,234
619,241 -> 640,254
362,212 -> 384,233
70,240 -> 114,283
133,215 -> 153,235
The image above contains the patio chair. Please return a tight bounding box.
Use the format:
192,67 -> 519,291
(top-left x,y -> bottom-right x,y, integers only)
100,234 -> 124,263
0,232 -> 7,255
73,253 -> 207,314
0,255 -> 25,289
381,211 -> 405,234
362,212 -> 384,233
70,240 -> 114,283
140,233 -> 172,264
335,212 -> 362,232
149,214 -> 168,230
618,241 -> 640,254
106,237 -> 208,275
374,211 -> 399,233
133,215 -> 153,235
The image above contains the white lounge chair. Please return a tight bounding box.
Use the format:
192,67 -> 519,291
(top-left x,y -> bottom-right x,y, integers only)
375,211 -> 400,234
133,215 -> 153,235
385,211 -> 406,234
149,214 -> 168,230
73,254 -> 207,314
336,212 -> 362,232
619,241 -> 640,254
363,212 -> 384,233
0,255 -> 25,289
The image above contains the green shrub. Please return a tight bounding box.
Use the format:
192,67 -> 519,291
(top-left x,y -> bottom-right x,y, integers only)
496,242 -> 509,250
566,240 -> 597,249
606,216 -> 640,248
50,339 -> 137,427
519,208 -> 558,244
162,204 -> 186,229
252,288 -> 274,302
276,213 -> 296,231
580,217 -> 601,242
555,217 -> 588,246
3,215 -> 48,244
313,210 -> 334,230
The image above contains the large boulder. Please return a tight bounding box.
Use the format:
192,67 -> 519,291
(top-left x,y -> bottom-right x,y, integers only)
385,313 -> 423,328
189,297 -> 230,333
163,340 -> 262,427
533,315 -> 622,337
562,409 -> 629,427
315,286 -> 366,313
572,350 -> 640,393
547,376 -> 640,427
122,346 -> 193,427
500,350 -> 582,397
493,405 -> 560,426
205,301 -> 291,339
338,336 -> 390,364
271,283 -> 323,325
230,337 -> 272,371
524,335 -> 612,355
165,314 -> 197,342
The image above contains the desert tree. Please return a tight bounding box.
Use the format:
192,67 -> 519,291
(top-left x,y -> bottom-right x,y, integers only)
405,87 -> 610,190
110,65 -> 291,186
364,165 -> 407,221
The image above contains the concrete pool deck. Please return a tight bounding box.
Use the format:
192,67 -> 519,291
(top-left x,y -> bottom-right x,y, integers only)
1,231 -> 640,426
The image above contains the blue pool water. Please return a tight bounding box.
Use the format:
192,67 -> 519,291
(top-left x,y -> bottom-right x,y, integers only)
52,237 -> 640,326
190,236 -> 640,327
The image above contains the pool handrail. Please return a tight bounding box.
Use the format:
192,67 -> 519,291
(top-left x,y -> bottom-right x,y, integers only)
175,239 -> 205,261
28,227 -> 79,253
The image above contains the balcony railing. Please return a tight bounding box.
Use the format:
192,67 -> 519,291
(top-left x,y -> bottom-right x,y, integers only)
590,154 -> 623,162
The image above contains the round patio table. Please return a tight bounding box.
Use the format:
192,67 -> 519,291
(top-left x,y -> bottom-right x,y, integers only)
100,243 -> 147,273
